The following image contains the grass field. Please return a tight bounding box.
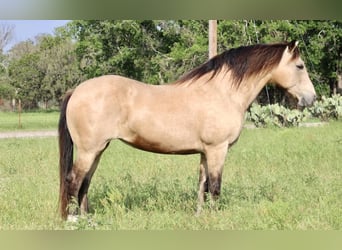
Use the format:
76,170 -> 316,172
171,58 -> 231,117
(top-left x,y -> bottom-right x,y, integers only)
0,118 -> 341,229
0,111 -> 59,131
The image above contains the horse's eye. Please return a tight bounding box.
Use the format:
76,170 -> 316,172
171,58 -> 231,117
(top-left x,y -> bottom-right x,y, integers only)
296,64 -> 304,70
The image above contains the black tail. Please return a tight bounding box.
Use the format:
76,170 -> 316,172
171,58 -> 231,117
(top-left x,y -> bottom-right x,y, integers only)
58,90 -> 74,219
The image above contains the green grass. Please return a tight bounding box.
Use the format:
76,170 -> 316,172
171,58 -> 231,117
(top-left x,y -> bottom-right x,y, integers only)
0,121 -> 341,229
0,111 -> 59,131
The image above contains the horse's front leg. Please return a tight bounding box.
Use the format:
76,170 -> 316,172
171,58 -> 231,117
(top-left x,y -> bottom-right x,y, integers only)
202,143 -> 228,210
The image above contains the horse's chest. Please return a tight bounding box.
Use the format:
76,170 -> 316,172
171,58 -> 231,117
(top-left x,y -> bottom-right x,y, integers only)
200,110 -> 243,146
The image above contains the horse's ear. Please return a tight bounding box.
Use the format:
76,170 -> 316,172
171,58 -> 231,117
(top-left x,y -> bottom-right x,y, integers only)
288,40 -> 299,53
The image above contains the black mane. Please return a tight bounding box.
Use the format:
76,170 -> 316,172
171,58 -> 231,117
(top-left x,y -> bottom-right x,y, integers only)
177,41 -> 299,86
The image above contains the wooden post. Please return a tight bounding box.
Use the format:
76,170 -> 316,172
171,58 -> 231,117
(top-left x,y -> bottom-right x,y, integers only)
338,73 -> 342,94
18,99 -> 22,128
208,20 -> 217,59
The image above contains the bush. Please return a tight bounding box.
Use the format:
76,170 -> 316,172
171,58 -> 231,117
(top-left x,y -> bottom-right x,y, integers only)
247,103 -> 307,128
307,95 -> 342,121
247,95 -> 342,127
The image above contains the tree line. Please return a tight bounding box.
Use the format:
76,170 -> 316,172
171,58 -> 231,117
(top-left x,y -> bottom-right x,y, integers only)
0,20 -> 341,110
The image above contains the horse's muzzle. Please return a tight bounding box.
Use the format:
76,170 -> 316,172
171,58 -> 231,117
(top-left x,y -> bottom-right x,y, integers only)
298,93 -> 316,108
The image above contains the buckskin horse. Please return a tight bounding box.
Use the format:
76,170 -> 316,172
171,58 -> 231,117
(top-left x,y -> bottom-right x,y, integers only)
58,41 -> 316,220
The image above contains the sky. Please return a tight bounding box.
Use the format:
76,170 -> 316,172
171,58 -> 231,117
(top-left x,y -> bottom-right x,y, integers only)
1,20 -> 69,51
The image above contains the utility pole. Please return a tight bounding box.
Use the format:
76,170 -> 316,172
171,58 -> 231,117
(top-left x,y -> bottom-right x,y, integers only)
208,20 -> 217,59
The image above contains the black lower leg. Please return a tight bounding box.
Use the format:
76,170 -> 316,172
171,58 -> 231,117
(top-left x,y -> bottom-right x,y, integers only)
209,173 -> 222,200
66,171 -> 82,215
78,178 -> 90,213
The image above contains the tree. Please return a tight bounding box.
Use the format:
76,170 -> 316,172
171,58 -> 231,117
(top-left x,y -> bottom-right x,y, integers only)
68,20 -> 208,84
7,32 -> 82,109
8,52 -> 43,109
68,20 -> 163,83
154,20 -> 208,82
0,22 -> 14,53
314,21 -> 342,95
37,34 -> 84,106
0,23 -> 15,102
0,53 -> 14,100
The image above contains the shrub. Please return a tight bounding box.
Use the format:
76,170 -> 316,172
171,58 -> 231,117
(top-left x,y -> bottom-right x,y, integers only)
247,95 -> 342,127
247,103 -> 307,128
307,95 -> 342,121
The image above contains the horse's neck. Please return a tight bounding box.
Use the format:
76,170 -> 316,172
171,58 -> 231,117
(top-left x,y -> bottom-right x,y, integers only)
173,70 -> 272,112
221,72 -> 272,111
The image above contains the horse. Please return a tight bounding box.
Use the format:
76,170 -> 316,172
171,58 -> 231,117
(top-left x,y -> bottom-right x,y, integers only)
58,40 -> 316,220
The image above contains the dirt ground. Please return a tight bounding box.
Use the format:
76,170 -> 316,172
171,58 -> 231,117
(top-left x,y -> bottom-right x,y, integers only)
0,130 -> 57,139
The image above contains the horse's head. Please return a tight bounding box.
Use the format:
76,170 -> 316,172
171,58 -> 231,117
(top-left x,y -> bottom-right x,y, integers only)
271,41 -> 316,107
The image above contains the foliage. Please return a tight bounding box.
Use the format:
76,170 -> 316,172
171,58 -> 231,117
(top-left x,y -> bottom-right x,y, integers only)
302,21 -> 342,94
0,51 -> 14,100
0,82 -> 14,100
248,95 -> 342,127
8,52 -> 43,109
37,34 -> 84,105
68,20 -> 165,83
247,103 -> 307,128
307,94 -> 342,121
6,34 -> 82,109
157,20 -> 208,82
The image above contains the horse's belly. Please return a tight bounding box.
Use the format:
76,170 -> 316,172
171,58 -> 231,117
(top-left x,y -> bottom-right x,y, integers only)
119,132 -> 201,155
121,137 -> 199,154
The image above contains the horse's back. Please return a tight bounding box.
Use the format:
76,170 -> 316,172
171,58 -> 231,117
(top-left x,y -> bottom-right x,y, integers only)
72,75 -> 143,96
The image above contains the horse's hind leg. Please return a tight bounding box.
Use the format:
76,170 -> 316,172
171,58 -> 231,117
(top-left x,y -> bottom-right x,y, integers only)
66,144 -> 109,219
78,144 -> 109,214
78,174 -> 92,214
